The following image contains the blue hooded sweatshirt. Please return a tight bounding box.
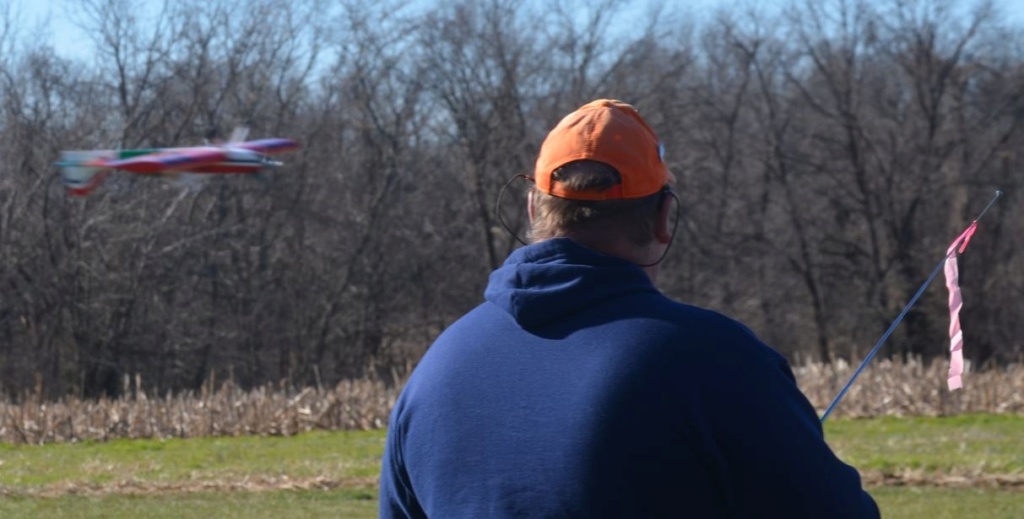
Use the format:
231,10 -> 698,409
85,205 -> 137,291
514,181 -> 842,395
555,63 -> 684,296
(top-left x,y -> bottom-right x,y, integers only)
380,238 -> 879,518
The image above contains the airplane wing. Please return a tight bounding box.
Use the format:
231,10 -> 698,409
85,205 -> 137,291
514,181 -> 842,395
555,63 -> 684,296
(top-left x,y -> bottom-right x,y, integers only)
233,138 -> 301,155
105,147 -> 228,174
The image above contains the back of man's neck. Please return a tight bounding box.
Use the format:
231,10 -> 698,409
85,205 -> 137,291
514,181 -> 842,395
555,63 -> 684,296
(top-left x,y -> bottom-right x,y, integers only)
551,234 -> 660,283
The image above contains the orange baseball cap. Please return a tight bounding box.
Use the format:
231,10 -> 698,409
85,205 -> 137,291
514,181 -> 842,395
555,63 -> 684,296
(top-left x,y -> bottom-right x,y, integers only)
534,99 -> 673,200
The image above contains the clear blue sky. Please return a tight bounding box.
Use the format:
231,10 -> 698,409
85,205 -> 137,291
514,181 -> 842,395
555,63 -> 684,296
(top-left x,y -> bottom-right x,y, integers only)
12,0 -> 1024,61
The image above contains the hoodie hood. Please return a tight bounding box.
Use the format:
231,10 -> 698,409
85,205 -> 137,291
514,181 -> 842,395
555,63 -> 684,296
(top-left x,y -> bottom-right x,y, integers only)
484,238 -> 657,330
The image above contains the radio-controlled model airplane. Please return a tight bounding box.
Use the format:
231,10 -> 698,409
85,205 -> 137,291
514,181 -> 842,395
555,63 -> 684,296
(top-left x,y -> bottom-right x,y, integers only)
56,127 -> 300,196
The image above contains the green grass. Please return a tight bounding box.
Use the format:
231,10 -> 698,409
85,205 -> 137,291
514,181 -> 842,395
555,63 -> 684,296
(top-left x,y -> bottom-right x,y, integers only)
0,429 -> 386,488
872,487 -> 1023,519
0,416 -> 1020,518
0,430 -> 386,518
824,414 -> 1024,474
827,415 -> 1024,518
0,490 -> 378,518
0,488 -> 1018,519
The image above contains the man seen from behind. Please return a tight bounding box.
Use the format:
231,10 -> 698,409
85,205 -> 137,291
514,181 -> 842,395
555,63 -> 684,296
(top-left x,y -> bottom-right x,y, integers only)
380,99 -> 880,518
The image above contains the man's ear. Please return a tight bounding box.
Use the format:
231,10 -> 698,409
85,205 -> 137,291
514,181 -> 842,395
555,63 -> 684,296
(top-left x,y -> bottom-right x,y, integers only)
654,190 -> 674,244
527,190 -> 536,223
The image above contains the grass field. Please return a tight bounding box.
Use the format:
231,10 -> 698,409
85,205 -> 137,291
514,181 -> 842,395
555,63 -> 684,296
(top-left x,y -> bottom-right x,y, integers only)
0,415 -> 1020,518
828,414 -> 1024,477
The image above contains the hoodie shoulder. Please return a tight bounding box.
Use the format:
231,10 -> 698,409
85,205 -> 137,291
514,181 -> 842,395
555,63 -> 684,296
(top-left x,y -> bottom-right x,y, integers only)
626,292 -> 787,362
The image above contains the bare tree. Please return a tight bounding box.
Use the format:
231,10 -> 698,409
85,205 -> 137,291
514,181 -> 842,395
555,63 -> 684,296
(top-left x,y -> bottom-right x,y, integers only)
0,0 -> 1022,399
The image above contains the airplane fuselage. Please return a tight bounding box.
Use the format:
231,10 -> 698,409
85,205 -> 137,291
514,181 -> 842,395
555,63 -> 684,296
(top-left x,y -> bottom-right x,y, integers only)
56,138 -> 300,196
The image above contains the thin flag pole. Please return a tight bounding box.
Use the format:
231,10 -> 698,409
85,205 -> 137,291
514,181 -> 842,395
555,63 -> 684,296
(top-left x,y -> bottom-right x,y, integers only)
820,190 -> 1003,423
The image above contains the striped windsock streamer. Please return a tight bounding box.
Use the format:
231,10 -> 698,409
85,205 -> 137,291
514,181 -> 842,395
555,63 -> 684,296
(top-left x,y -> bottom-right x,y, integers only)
944,221 -> 977,391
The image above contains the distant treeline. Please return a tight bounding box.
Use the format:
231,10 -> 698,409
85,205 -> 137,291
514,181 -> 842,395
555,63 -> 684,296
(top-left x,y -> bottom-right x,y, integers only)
0,0 -> 1021,399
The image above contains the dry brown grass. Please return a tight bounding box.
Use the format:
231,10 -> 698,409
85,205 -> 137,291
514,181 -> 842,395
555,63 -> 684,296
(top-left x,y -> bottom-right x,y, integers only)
0,375 -> 399,445
796,357 -> 1024,418
858,469 -> 1024,490
1,358 -> 1021,444
0,475 -> 379,498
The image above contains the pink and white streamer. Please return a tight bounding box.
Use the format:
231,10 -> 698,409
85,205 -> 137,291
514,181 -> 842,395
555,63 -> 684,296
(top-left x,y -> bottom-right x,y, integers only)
945,222 -> 977,391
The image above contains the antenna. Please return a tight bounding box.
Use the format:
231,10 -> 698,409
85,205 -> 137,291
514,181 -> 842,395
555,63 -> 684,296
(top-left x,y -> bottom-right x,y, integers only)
819,190 -> 1003,422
